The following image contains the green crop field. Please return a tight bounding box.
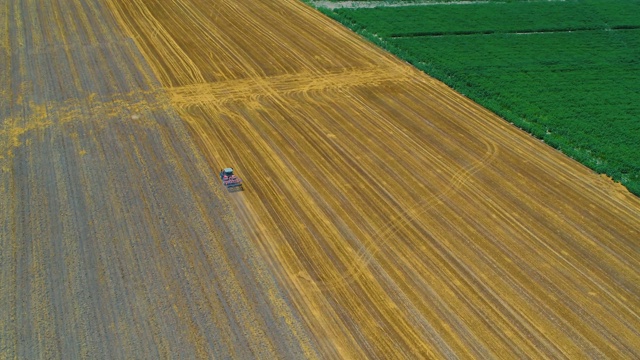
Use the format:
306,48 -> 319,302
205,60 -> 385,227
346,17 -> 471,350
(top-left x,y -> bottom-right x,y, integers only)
333,1 -> 640,35
312,0 -> 640,196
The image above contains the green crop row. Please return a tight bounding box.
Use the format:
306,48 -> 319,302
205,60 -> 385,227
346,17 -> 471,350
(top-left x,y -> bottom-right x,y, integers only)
334,0 -> 640,37
312,1 -> 640,196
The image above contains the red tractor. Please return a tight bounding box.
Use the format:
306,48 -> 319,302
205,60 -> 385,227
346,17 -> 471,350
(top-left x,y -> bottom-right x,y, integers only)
219,167 -> 243,192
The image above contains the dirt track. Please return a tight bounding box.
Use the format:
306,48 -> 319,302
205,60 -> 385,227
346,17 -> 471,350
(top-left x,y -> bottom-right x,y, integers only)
2,0 -> 639,358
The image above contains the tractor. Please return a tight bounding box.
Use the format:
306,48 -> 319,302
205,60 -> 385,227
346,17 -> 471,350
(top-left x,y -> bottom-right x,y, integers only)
219,167 -> 243,192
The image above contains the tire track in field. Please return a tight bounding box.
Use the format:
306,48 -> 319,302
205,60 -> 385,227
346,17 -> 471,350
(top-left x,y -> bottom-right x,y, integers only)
168,66 -> 405,107
313,139 -> 499,291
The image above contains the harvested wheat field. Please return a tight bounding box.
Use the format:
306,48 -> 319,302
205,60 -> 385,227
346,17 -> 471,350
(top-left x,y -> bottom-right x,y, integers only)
2,0 -> 640,358
0,1 -> 315,358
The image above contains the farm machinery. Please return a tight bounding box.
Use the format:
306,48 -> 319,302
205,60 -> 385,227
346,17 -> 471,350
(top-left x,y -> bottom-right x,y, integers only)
219,167 -> 243,192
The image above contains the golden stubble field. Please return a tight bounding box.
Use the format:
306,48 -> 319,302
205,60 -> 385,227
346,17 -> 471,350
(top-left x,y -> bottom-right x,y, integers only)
107,0 -> 640,358
2,0 -> 639,358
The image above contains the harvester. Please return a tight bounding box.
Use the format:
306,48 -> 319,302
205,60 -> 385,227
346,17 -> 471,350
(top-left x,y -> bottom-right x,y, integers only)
219,167 -> 243,192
